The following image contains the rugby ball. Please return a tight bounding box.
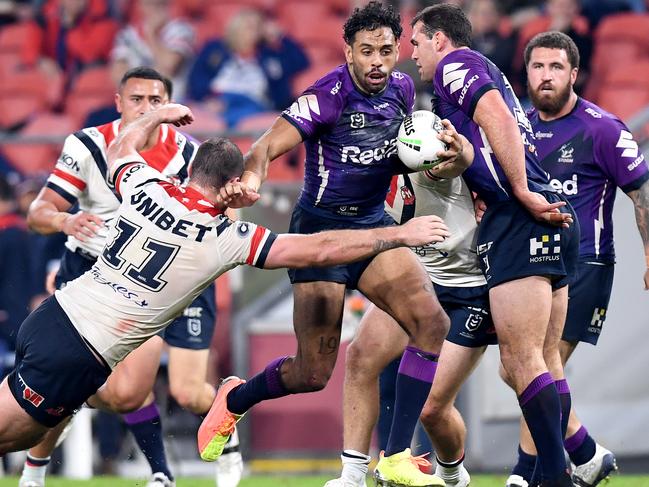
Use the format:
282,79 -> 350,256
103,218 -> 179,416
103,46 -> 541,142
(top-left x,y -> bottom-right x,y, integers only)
397,110 -> 448,171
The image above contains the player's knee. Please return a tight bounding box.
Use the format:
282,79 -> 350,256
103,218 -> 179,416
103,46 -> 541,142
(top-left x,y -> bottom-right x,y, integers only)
345,339 -> 385,376
499,363 -> 515,389
407,305 -> 449,346
291,366 -> 332,393
108,385 -> 148,413
420,398 -> 447,428
169,383 -> 201,413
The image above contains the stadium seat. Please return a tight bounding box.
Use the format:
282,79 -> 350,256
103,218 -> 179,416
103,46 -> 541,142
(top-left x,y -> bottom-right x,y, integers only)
3,113 -> 76,175
0,68 -> 63,129
597,60 -> 649,121
205,2 -> 249,37
277,0 -> 333,30
64,66 -> 115,125
235,112 -> 281,134
0,22 -> 30,52
588,13 -> 649,101
182,104 -> 227,141
292,63 -> 337,97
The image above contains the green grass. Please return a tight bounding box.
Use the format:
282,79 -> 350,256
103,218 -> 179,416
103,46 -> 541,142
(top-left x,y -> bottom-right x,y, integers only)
1,475 -> 649,486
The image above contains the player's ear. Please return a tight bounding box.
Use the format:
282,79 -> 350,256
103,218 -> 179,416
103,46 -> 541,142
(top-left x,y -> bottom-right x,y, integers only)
344,42 -> 353,65
115,93 -> 123,114
570,66 -> 578,86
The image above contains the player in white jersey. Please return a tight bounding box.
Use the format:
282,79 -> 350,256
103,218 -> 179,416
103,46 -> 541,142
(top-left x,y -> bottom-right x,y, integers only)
22,68 -> 237,487
0,103 -> 450,457
327,171 -> 494,487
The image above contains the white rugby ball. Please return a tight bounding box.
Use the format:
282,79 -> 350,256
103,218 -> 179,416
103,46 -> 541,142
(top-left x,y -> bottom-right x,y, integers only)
397,110 -> 448,171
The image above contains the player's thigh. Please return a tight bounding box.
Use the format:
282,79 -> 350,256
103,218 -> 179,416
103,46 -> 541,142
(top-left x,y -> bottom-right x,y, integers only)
167,346 -> 210,394
347,304 -> 408,375
292,281 -> 347,364
0,378 -> 48,454
101,336 -> 163,407
358,247 -> 446,338
489,276 -> 553,356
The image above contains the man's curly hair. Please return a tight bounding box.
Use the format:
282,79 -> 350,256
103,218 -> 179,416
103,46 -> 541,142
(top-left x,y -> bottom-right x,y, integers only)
343,1 -> 402,45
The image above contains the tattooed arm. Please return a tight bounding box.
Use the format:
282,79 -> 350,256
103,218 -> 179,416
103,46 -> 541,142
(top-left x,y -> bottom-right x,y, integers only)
262,215 -> 450,270
627,179 -> 649,290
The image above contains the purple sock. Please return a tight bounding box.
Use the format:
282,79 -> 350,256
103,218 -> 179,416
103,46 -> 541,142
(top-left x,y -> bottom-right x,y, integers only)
519,372 -> 566,482
555,378 -> 571,438
565,425 -> 597,466
226,356 -> 291,415
511,445 -> 537,481
384,346 -> 437,456
123,403 -> 172,480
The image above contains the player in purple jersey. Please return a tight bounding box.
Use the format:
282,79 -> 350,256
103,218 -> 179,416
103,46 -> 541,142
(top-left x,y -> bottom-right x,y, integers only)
504,32 -> 649,487
410,5 -> 578,487
196,3 -> 472,485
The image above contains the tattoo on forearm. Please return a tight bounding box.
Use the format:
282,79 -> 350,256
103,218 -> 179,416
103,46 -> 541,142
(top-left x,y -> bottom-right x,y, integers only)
318,336 -> 338,355
373,240 -> 400,253
629,182 -> 649,255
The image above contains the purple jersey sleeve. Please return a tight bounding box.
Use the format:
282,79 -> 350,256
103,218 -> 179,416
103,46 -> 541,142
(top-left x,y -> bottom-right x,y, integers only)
594,118 -> 649,193
436,49 -> 497,118
281,73 -> 345,140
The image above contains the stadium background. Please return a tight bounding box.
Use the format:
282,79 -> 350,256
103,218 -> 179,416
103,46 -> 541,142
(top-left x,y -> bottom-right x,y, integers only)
1,0 -> 649,483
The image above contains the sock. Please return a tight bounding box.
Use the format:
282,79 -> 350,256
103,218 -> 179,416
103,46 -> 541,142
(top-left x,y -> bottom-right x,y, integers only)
341,449 -> 371,484
518,372 -> 566,482
21,454 -> 50,484
511,445 -> 537,481
226,356 -> 291,415
435,453 -> 465,482
565,425 -> 597,466
384,346 -> 437,456
555,379 -> 571,438
123,402 -> 173,480
377,357 -> 400,451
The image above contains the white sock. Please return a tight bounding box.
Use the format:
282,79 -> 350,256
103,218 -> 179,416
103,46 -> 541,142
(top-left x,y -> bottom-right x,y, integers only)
341,449 -> 371,484
435,454 -> 464,482
21,454 -> 51,484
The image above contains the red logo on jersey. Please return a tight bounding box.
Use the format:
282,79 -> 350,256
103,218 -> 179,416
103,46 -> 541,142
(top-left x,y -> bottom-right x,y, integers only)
18,373 -> 45,407
400,186 -> 415,205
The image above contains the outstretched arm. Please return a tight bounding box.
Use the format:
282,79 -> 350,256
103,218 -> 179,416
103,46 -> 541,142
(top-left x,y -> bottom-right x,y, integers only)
106,104 -> 194,176
241,117 -> 303,192
262,215 -> 450,269
627,179 -> 649,289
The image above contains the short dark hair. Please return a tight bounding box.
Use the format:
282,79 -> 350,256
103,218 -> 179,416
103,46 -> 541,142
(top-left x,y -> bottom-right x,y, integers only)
343,0 -> 402,45
119,66 -> 173,100
411,4 -> 472,48
524,31 -> 580,69
190,138 -> 244,191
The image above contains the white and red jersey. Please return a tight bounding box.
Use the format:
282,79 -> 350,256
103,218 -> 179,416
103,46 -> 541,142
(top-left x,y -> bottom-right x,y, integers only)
385,173 -> 486,287
46,120 -> 198,258
56,159 -> 276,368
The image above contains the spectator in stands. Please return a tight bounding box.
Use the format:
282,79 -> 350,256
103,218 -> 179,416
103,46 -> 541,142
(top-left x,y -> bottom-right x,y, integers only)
0,174 -> 33,356
110,0 -> 195,101
187,9 -> 309,128
515,0 -> 593,94
21,0 -> 119,87
468,0 -> 517,80
0,0 -> 32,27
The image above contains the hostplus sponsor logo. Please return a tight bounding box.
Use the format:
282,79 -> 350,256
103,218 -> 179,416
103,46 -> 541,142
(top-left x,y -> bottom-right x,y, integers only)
340,138 -> 397,165
529,234 -> 561,263
549,174 -> 578,195
588,307 -> 606,334
558,143 -> 574,163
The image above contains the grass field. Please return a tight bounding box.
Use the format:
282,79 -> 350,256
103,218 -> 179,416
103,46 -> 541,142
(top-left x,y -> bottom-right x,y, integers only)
1,475 -> 649,486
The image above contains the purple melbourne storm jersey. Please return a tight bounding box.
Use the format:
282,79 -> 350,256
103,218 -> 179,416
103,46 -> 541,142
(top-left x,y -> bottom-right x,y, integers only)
529,98 -> 649,262
282,64 -> 415,223
433,49 -> 550,205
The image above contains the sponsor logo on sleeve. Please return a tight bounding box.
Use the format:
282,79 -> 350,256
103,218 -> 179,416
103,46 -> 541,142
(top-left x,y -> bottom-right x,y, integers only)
616,130 -> 639,158
57,152 -> 80,172
442,62 -> 469,94
285,94 -> 321,123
